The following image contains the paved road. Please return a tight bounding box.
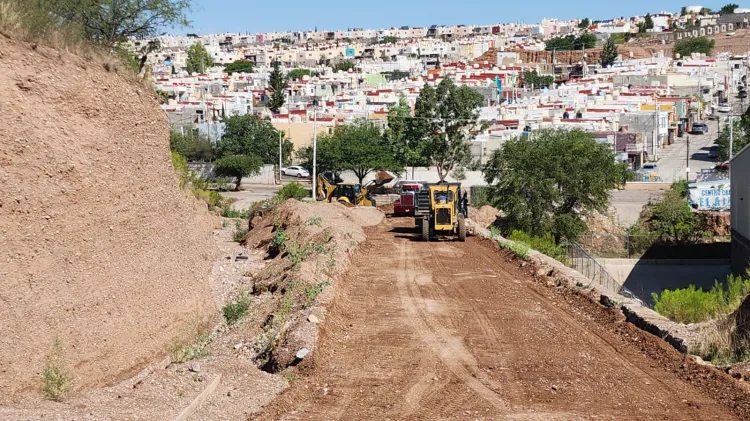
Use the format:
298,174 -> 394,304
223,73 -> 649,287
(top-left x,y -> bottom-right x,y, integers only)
657,100 -> 746,183
257,218 -> 747,420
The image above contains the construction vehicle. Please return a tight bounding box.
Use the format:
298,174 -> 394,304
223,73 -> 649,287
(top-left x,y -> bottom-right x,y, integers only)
316,171 -> 394,206
414,182 -> 468,241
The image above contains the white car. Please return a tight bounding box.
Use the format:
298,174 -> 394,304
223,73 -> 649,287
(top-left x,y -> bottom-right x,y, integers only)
718,104 -> 732,113
281,165 -> 310,178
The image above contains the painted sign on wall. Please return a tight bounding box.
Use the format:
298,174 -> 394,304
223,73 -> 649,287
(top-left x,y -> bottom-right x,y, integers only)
689,183 -> 730,210
345,48 -> 355,57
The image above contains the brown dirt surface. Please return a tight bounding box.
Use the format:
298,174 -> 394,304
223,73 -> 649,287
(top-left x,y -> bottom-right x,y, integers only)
468,205 -> 500,229
0,38 -> 217,404
256,218 -> 750,420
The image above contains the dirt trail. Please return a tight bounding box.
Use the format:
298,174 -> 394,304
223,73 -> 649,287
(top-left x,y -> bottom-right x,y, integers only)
258,219 -> 747,420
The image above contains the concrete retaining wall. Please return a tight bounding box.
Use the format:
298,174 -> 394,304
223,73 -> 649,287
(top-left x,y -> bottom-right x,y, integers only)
187,163 -> 278,185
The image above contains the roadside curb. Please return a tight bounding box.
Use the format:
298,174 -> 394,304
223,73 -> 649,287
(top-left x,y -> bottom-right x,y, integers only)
477,228 -> 698,354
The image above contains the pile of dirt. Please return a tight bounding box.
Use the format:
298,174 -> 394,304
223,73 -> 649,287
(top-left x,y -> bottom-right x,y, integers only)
468,205 -> 501,229
0,38 -> 217,404
698,211 -> 731,237
240,200 -> 383,372
586,207 -> 626,236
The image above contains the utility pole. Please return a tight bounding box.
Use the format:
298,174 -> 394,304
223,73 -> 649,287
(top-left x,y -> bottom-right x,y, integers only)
279,130 -> 283,186
686,134 -> 690,182
312,98 -> 318,201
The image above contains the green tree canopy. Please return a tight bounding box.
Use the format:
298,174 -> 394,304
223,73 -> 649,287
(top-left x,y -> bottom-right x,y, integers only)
213,155 -> 263,190
186,42 -> 213,74
579,18 -> 591,29
648,188 -> 700,243
407,79 -> 486,181
217,114 -> 293,164
331,60 -> 357,72
545,33 -> 596,51
382,70 -> 410,81
298,122 -> 399,184
715,118 -> 748,161
287,68 -> 315,80
674,37 -> 715,57
720,3 -> 739,14
170,131 -> 215,161
385,96 -> 430,178
20,0 -> 190,47
644,13 -> 654,29
267,61 -> 286,114
483,128 -> 629,243
225,60 -> 253,74
523,70 -> 555,89
379,35 -> 398,44
600,38 -> 619,67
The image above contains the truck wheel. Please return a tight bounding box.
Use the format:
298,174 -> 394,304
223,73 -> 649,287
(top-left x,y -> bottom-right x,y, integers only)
421,218 -> 430,241
458,214 -> 466,242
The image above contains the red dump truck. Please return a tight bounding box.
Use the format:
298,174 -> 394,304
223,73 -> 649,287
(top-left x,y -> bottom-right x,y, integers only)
393,182 -> 426,216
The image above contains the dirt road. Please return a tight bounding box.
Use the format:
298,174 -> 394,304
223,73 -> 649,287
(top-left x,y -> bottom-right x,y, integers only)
258,219 -> 749,420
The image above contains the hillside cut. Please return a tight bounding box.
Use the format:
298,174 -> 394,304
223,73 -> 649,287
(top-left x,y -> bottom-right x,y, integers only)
0,38 -> 216,403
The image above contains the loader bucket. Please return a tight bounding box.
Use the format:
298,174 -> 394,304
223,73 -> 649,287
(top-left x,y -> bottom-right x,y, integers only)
373,170 -> 395,187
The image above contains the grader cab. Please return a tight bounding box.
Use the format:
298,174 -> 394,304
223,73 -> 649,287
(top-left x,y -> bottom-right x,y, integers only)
414,183 -> 468,242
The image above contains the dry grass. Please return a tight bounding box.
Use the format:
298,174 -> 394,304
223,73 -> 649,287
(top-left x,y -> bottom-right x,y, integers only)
0,1 -> 21,37
168,315 -> 214,364
694,318 -> 750,366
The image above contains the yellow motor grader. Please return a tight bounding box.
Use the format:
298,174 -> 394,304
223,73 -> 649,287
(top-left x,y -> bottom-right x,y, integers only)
316,170 -> 393,206
414,182 -> 467,241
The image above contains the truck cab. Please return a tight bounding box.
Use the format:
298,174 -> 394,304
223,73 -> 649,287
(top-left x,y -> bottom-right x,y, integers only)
393,182 -> 425,215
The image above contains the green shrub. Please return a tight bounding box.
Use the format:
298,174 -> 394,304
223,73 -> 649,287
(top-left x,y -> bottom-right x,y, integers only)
270,227 -> 288,255
500,241 -> 529,259
221,205 -> 250,219
233,221 -> 249,242
41,339 -> 70,402
277,182 -> 309,201
222,293 -> 250,325
652,273 -> 750,323
470,186 -> 491,208
171,151 -> 189,188
509,230 -> 565,261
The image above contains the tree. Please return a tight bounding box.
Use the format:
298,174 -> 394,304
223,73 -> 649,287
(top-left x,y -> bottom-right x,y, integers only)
331,60 -> 357,72
523,70 -> 554,89
225,60 -> 253,74
379,35 -> 398,44
483,128 -> 629,243
600,38 -> 619,67
576,32 -> 597,49
185,43 -> 212,74
382,70 -> 410,81
385,96 -> 430,178
213,155 -> 263,190
700,7 -> 713,15
720,3 -> 739,14
170,131 -> 215,161
296,134 -> 345,177
287,68 -> 314,81
579,18 -> 591,29
674,37 -> 715,57
267,60 -> 286,114
217,114 -> 293,164
26,0 -> 190,47
649,189 -> 700,243
644,13 -> 654,30
335,122 -> 400,184
715,118 -> 747,161
407,79 -> 486,181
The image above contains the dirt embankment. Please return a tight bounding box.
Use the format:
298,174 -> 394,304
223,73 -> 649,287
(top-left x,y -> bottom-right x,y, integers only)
0,38 -> 217,403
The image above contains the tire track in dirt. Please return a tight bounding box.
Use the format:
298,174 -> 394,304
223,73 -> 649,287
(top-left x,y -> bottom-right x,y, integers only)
395,240 -> 508,413
469,244 -> 686,401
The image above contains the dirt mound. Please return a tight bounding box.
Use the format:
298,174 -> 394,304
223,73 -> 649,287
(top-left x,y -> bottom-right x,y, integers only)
698,211 -> 731,237
0,38 -> 216,403
240,200 -> 383,372
469,205 -> 500,229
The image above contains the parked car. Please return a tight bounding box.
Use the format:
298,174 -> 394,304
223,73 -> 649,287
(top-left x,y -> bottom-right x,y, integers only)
281,165 -> 310,178
708,144 -> 720,158
641,163 -> 658,173
689,123 -> 709,134
718,103 -> 732,113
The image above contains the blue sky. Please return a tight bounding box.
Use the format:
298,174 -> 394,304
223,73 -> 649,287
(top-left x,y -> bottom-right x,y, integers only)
184,1 -> 721,34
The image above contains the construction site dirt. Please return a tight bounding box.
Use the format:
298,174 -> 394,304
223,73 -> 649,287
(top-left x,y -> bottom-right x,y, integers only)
257,218 -> 750,420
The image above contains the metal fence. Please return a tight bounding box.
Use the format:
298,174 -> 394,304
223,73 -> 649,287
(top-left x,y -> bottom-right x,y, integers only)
578,233 -> 661,258
562,242 -> 623,294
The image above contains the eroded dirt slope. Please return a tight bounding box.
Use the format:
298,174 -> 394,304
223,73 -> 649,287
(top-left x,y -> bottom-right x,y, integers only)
0,38 -> 216,403
258,219 -> 750,420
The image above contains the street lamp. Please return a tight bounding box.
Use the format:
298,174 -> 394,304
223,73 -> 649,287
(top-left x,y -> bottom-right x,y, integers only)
311,94 -> 318,201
